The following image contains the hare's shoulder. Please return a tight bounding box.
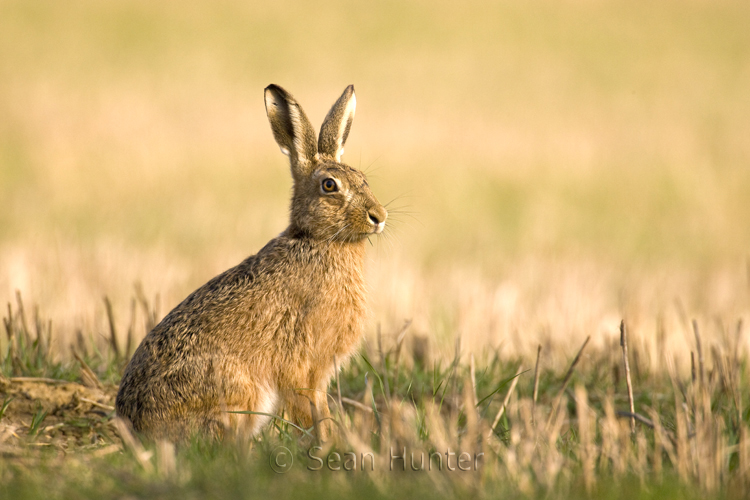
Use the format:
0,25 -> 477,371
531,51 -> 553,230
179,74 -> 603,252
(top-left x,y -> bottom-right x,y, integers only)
134,235 -> 333,351
144,237 -> 295,333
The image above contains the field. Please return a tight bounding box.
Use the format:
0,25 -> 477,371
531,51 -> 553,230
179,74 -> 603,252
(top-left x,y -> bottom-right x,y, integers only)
2,0 -> 750,498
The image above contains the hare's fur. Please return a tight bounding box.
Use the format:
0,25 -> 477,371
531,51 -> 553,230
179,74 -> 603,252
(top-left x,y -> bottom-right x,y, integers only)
115,85 -> 387,442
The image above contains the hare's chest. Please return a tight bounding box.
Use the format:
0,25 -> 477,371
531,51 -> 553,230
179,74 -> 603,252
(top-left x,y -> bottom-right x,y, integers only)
303,275 -> 366,352
275,240 -> 368,353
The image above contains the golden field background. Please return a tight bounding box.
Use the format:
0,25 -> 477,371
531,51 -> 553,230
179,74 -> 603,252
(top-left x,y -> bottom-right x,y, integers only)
1,0 -> 749,372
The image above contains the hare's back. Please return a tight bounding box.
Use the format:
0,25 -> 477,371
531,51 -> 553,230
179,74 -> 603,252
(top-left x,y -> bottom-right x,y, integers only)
116,257 -> 263,428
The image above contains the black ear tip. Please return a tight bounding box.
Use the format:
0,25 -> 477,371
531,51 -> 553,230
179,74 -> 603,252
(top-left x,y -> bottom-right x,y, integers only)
265,84 -> 289,100
346,84 -> 355,94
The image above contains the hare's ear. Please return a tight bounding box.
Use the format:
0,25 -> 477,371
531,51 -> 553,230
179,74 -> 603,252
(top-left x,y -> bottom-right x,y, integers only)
318,85 -> 356,162
264,84 -> 318,178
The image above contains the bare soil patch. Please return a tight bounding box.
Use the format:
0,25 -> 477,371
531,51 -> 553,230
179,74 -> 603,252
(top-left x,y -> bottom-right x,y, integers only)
0,376 -> 118,453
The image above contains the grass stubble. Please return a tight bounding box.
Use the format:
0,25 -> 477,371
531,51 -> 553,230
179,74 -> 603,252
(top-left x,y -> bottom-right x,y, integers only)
0,289 -> 748,500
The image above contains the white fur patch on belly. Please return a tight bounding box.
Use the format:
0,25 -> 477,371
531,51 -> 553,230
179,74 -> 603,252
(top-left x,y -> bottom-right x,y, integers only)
249,386 -> 279,435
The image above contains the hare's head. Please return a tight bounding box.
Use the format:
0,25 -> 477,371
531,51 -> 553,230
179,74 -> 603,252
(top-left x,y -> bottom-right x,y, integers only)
264,85 -> 387,243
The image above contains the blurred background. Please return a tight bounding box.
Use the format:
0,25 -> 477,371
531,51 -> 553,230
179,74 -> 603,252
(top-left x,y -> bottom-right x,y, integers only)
1,0 -> 749,369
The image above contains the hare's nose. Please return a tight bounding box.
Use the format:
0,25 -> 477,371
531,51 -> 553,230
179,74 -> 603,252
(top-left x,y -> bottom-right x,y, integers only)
368,206 -> 387,234
368,206 -> 387,226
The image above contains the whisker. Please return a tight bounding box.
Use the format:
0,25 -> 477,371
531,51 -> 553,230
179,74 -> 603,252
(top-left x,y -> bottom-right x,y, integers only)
362,155 -> 383,176
385,212 -> 419,223
384,192 -> 415,208
385,214 -> 422,231
326,222 -> 350,245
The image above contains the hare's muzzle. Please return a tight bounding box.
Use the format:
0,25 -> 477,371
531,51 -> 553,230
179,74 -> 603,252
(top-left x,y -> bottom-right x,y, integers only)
368,206 -> 387,234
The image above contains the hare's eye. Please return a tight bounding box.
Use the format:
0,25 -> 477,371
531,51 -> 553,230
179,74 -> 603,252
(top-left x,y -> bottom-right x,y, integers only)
321,178 -> 338,193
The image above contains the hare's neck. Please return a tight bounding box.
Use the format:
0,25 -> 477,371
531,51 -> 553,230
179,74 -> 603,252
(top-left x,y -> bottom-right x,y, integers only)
285,226 -> 367,270
326,240 -> 367,274
325,241 -> 368,316
320,240 -> 367,298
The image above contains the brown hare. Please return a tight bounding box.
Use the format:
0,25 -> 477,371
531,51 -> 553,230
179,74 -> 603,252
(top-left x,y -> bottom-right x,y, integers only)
115,84 -> 387,442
